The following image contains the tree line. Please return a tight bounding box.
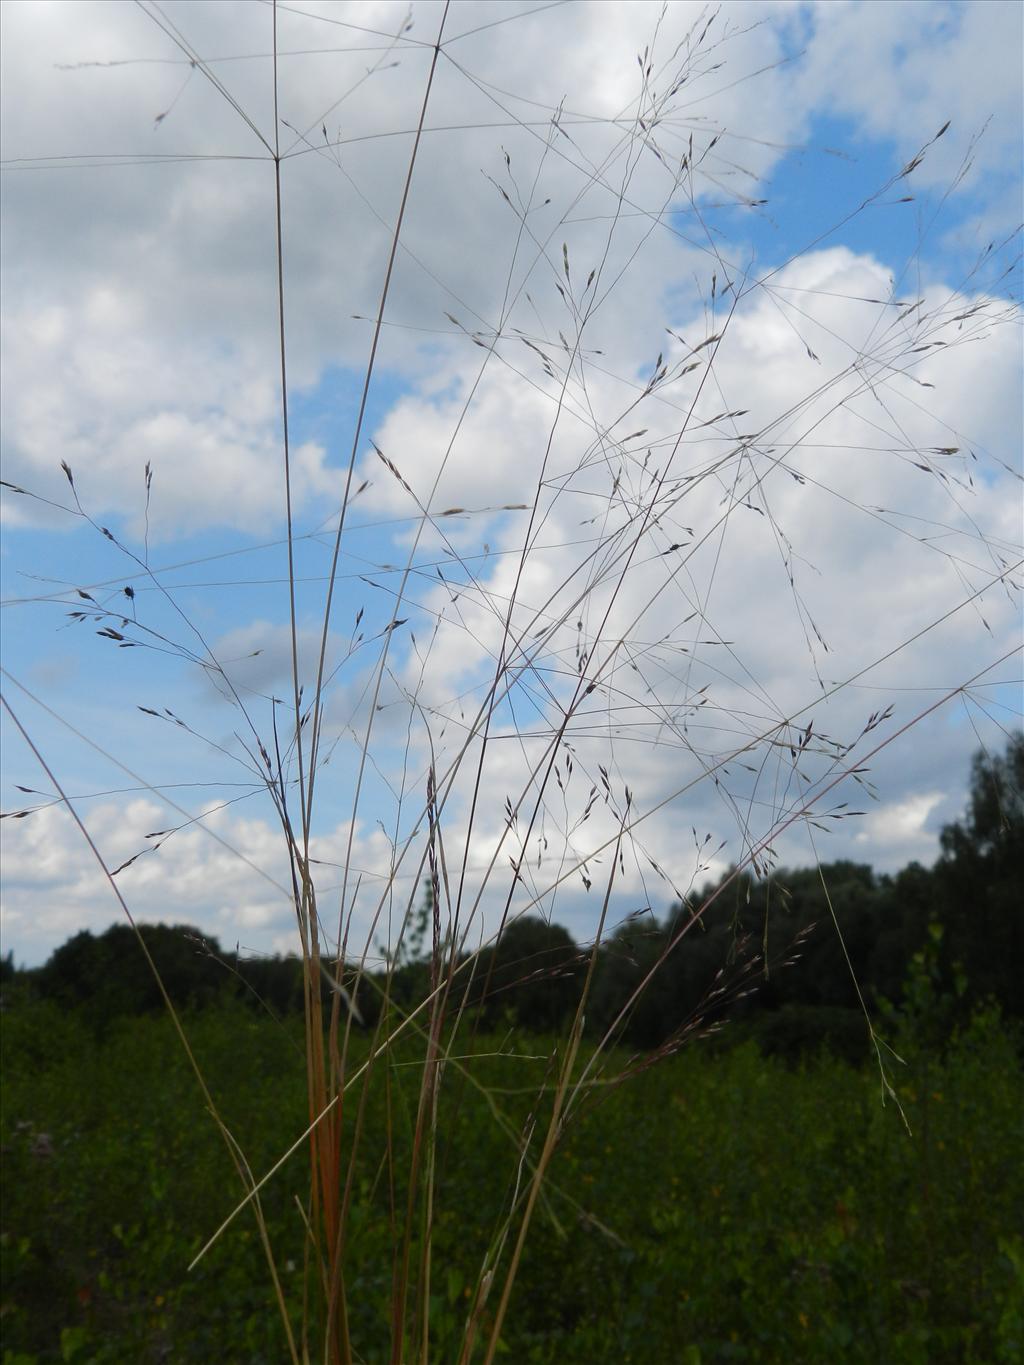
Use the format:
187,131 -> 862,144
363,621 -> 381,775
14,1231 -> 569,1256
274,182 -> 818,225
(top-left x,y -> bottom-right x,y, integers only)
5,735 -> 1020,1059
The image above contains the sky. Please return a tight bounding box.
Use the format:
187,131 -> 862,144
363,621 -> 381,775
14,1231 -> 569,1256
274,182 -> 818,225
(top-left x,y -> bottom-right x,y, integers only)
1,0 -> 1021,970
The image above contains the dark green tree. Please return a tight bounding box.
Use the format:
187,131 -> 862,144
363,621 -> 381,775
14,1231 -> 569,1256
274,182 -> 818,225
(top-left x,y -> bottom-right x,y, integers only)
470,915 -> 582,1033
37,922 -> 227,1029
933,732 -> 1023,1017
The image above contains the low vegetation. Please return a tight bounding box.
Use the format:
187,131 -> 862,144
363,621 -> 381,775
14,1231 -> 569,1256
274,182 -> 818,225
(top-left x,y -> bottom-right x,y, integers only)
2,995 -> 1022,1364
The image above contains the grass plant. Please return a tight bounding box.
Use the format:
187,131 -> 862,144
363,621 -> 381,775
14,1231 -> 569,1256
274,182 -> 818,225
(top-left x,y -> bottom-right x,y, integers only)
1,2 -> 1021,1361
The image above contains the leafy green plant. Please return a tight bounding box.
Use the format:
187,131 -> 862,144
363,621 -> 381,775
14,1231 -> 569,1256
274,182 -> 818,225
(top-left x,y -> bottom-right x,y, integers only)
3,1002 -> 1022,1361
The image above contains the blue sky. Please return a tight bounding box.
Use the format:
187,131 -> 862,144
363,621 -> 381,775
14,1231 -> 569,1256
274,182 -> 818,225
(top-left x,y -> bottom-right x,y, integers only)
2,0 -> 1021,967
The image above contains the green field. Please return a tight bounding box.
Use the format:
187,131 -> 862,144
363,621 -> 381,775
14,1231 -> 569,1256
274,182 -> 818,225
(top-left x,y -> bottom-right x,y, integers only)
2,993 -> 1022,1364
